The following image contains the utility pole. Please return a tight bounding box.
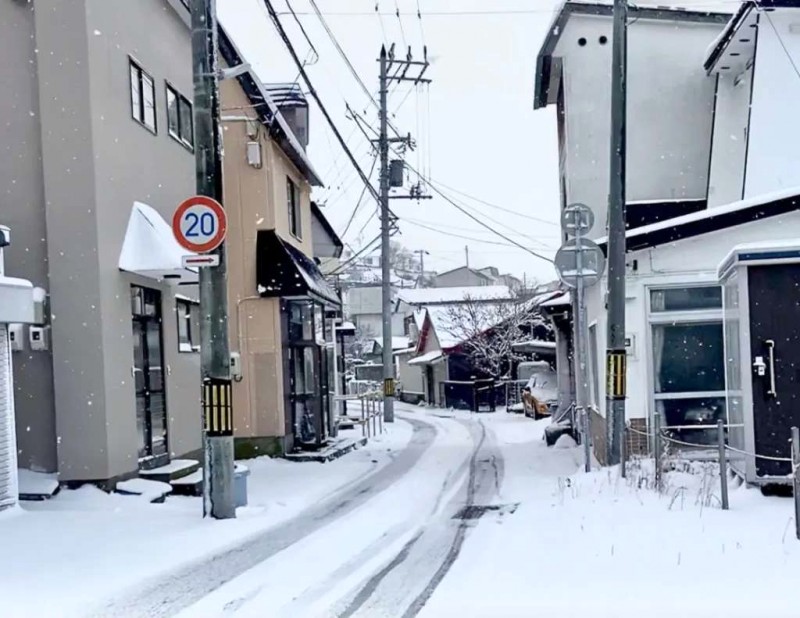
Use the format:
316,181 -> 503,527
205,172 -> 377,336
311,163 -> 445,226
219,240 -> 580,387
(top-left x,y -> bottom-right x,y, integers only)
465,245 -> 469,269
415,249 -> 428,287
378,44 -> 431,423
379,45 -> 395,423
605,0 -> 629,466
191,0 -> 235,518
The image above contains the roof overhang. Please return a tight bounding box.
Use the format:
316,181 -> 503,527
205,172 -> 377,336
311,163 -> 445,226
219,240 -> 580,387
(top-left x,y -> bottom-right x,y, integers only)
596,188 -> 800,254
256,230 -> 341,307
534,1 -> 732,109
217,25 -> 324,187
408,350 -> 445,366
118,202 -> 198,283
718,239 -> 800,280
703,1 -> 759,75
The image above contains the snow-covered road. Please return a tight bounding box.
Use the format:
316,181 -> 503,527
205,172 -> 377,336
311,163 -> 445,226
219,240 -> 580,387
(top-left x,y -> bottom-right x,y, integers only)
166,406 -> 503,618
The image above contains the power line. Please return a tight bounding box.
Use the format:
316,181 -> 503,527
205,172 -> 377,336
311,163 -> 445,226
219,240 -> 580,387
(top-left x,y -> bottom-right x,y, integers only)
341,154 -> 379,237
262,0 -> 380,206
403,218 -> 530,248
284,0 -> 320,63
413,173 -> 555,264
327,234 -> 382,276
428,177 -> 559,226
402,216 -> 557,242
415,0 -> 426,46
393,0 -> 408,47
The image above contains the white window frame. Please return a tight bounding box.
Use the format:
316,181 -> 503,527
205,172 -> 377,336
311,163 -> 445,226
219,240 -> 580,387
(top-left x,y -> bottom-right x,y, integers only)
130,58 -> 156,134
646,284 -> 726,432
176,298 -> 200,353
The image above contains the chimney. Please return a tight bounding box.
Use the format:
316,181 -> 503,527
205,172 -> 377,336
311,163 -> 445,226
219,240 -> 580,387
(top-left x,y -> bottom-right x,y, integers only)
266,83 -> 309,150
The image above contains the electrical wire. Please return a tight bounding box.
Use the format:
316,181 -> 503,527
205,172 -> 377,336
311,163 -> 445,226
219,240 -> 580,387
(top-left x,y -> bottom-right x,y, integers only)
402,219 -> 529,248
415,0 -> 426,46
263,0 -> 380,206
328,234 -> 382,276
417,176 -> 555,264
341,154 -> 379,237
394,0 -> 407,48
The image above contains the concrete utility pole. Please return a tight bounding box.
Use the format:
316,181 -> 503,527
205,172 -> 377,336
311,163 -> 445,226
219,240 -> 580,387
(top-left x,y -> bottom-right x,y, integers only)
378,46 -> 395,423
191,0 -> 235,518
605,0 -> 629,466
378,44 -> 431,423
465,245 -> 469,269
415,249 -> 428,287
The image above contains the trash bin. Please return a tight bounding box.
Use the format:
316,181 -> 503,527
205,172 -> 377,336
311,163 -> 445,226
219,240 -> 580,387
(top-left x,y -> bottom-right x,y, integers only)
234,464 -> 250,507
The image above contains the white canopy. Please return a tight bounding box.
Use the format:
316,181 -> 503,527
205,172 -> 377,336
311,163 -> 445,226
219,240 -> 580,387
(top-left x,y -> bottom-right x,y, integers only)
119,202 -> 197,283
0,276 -> 34,323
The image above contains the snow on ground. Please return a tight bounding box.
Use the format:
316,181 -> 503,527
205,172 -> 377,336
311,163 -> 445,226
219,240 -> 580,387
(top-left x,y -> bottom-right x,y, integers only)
0,423 -> 412,618
421,413 -> 800,618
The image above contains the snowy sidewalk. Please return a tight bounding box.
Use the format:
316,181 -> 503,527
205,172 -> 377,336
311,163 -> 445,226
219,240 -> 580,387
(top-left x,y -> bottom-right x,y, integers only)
0,423 -> 412,618
421,413 -> 800,618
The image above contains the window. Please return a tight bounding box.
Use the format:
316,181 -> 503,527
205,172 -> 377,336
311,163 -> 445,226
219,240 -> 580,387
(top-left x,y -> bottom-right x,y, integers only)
166,84 -> 194,149
176,299 -> 200,352
287,177 -> 301,238
130,60 -> 156,133
649,285 -> 724,445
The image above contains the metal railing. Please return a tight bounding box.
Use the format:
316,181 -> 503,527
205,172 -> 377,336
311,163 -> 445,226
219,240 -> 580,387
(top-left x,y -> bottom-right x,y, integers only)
334,391 -> 384,439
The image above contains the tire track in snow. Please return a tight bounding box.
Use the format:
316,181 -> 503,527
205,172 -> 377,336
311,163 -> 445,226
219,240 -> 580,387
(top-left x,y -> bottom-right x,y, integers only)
333,416 -> 505,618
89,415 -> 438,618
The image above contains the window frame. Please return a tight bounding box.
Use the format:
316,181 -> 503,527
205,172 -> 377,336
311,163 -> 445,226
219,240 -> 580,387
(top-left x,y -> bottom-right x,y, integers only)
176,298 -> 200,353
165,82 -> 194,151
287,176 -> 301,239
646,284 -> 726,436
129,58 -> 157,134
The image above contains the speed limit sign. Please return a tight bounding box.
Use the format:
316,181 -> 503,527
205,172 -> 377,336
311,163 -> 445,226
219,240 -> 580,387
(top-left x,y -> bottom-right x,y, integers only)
172,195 -> 227,253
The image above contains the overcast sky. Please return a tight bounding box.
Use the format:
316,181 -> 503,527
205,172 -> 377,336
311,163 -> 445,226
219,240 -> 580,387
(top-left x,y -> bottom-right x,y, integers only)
218,0 -> 730,285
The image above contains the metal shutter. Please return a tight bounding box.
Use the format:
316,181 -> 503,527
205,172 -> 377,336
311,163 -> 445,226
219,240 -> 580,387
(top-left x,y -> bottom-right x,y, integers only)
0,325 -> 17,511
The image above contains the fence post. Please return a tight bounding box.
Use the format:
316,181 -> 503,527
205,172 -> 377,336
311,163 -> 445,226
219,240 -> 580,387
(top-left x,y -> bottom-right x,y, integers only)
373,394 -> 378,436
654,411 -> 662,493
472,380 -> 478,413
792,427 -> 800,540
621,423 -> 627,479
717,419 -> 729,511
360,396 -> 366,438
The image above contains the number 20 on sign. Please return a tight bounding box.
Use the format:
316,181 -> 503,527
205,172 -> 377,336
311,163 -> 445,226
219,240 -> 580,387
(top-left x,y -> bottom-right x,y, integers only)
172,195 -> 228,253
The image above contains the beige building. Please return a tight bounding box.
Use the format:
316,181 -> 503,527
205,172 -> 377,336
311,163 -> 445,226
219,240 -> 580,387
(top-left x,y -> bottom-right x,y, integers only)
219,31 -> 342,458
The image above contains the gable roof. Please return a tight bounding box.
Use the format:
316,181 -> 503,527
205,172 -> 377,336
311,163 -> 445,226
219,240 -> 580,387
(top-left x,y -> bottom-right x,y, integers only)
534,1 -> 731,109
595,187 -> 800,253
434,265 -> 494,281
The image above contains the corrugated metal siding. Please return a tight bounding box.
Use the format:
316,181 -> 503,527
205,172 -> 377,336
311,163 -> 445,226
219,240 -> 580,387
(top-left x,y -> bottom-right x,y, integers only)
0,325 -> 17,510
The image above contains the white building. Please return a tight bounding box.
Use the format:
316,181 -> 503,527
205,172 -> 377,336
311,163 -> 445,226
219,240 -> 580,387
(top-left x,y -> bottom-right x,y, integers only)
534,0 -> 800,469
0,226 -> 35,511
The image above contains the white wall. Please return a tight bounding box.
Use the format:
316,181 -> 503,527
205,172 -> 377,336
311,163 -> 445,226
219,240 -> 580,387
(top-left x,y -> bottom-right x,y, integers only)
586,209 -> 800,422
557,15 -> 721,238
707,67 -> 752,207
745,10 -> 800,198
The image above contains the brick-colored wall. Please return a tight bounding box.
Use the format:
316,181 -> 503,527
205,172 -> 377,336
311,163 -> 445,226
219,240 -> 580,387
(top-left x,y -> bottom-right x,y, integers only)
590,410 -> 650,466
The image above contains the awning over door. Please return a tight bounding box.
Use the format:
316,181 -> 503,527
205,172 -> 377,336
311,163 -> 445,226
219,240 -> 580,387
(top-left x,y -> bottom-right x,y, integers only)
0,276 -> 34,323
256,230 -> 341,307
119,202 -> 198,283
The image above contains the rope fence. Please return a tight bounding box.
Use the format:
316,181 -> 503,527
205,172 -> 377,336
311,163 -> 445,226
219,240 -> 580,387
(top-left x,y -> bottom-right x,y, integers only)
619,414 -> 800,538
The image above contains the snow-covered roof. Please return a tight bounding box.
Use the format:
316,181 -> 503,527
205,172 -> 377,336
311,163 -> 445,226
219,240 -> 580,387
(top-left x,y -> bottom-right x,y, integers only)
408,350 -> 444,366
596,186 -> 800,252
513,340 -> 557,350
397,285 -> 513,306
541,291 -> 571,308
372,336 -> 411,351
424,303 -> 502,350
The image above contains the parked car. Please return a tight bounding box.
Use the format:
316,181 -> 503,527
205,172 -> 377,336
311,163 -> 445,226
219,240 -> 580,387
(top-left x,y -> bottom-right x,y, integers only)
522,362 -> 558,420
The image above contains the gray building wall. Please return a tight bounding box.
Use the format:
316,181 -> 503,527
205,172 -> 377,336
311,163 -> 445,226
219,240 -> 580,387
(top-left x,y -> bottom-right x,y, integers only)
433,267 -> 491,288
0,0 -> 57,473
18,0 -> 200,482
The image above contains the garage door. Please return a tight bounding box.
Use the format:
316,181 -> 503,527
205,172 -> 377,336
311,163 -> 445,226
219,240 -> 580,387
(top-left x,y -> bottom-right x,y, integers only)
0,325 -> 17,511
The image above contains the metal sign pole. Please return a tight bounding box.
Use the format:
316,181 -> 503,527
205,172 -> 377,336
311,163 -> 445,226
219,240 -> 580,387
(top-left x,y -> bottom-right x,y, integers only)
574,221 -> 592,473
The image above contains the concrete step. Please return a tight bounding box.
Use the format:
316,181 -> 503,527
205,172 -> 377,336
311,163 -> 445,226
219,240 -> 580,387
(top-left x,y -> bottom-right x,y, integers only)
170,470 -> 203,497
116,478 -> 173,504
284,437 -> 367,463
17,469 -> 60,502
139,459 -> 200,484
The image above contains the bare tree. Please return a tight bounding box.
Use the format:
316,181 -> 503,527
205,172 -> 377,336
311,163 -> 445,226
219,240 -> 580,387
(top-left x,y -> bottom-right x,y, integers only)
442,298 -> 552,378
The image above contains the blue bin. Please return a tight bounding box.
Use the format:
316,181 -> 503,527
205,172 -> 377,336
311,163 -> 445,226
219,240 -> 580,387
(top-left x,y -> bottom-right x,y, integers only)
234,464 -> 250,507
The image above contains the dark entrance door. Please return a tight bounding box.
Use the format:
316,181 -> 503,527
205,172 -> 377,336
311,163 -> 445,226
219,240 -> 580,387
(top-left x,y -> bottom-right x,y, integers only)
131,286 -> 169,467
425,365 -> 435,405
748,264 -> 800,477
